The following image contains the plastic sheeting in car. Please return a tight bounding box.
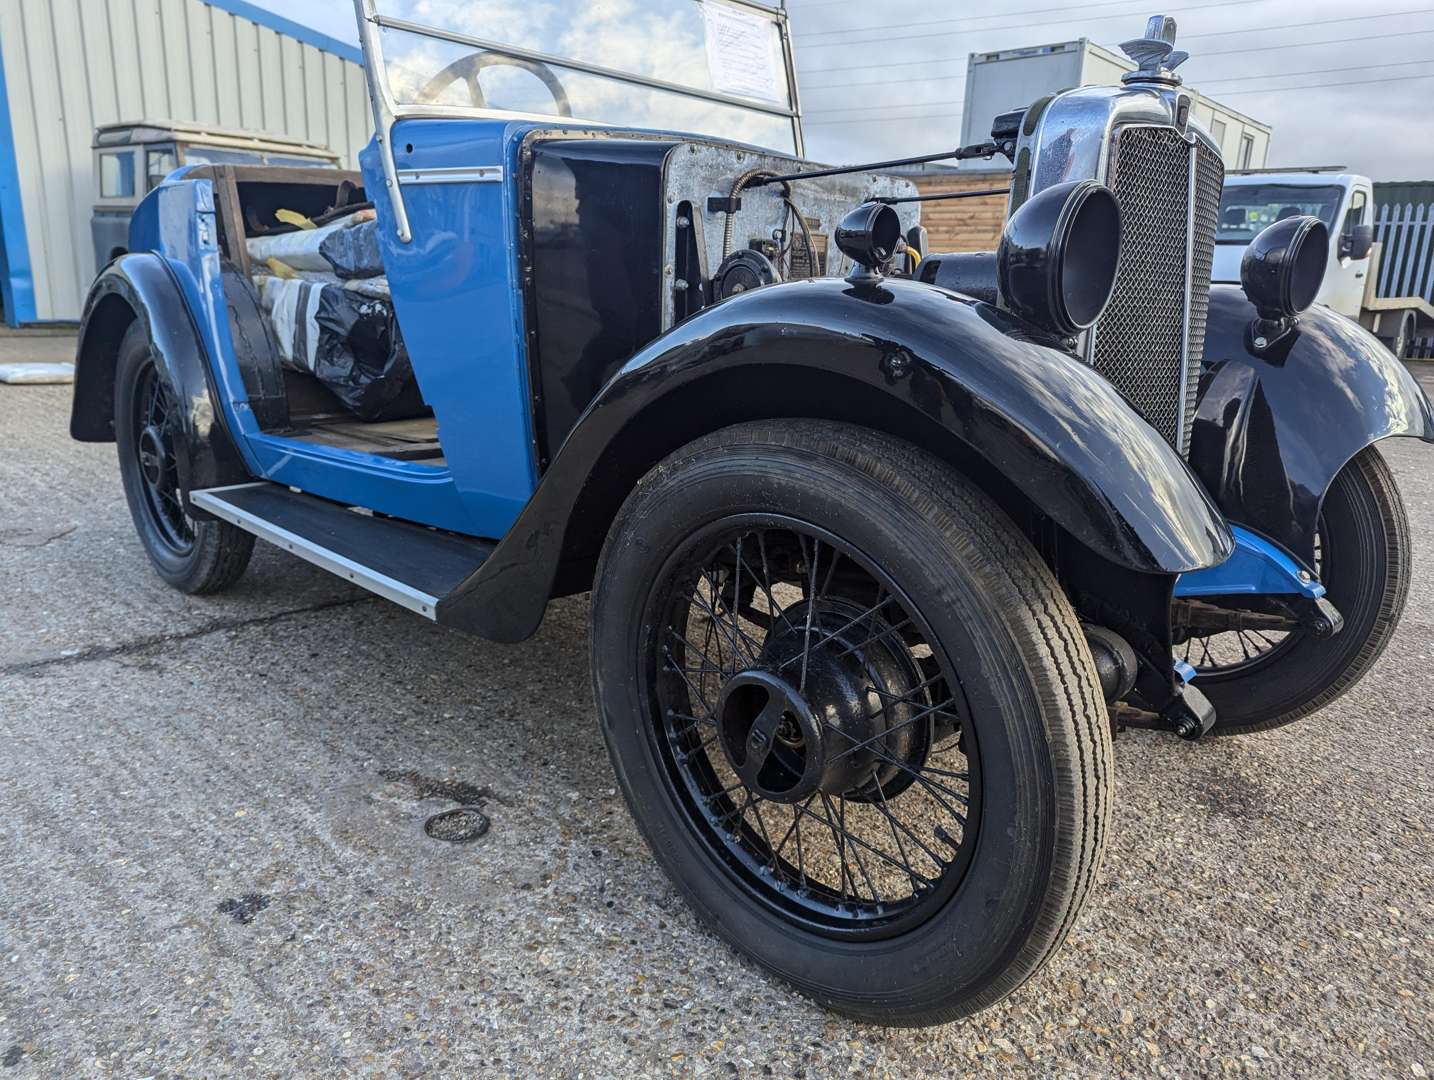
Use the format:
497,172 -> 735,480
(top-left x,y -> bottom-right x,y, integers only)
256,276 -> 426,422
246,209 -> 379,275
319,218 -> 385,279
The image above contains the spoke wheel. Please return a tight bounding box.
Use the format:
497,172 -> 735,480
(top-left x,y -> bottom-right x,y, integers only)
591,420 -> 1112,1026
1177,529 -> 1323,676
131,360 -> 196,554
1183,446 -> 1410,735
114,321 -> 254,594
649,518 -> 978,939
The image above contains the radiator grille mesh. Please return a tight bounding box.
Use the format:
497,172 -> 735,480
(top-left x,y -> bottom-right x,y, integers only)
1184,143 -> 1225,452
1089,126 -> 1196,452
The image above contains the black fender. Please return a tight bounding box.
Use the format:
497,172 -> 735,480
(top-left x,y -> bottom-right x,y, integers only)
1191,285 -> 1434,568
440,276 -> 1233,642
71,254 -> 251,504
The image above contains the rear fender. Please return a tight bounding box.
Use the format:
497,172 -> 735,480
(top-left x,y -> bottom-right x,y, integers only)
440,276 -> 1233,642
1192,285 -> 1434,568
71,253 -> 250,504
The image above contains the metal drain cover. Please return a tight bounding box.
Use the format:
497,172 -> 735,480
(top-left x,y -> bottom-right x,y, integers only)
424,806 -> 491,844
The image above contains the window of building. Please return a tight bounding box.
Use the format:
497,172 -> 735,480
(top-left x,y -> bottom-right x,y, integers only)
1209,117 -> 1227,151
1237,134 -> 1256,170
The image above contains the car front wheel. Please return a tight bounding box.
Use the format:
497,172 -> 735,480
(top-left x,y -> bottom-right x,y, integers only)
590,420 -> 1113,1026
1178,446 -> 1411,734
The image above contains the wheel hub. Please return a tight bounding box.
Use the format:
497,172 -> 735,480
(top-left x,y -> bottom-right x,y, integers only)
715,598 -> 930,804
717,670 -> 826,802
138,424 -> 170,486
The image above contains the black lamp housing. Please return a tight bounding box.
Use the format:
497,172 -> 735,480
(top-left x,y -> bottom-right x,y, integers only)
1241,215 -> 1328,322
835,202 -> 903,280
997,179 -> 1122,338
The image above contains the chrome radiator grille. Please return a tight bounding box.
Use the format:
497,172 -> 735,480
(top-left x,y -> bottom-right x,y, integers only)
1088,126 -> 1223,455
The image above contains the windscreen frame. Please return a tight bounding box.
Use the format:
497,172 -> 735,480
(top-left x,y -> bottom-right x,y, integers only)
352,0 -> 805,243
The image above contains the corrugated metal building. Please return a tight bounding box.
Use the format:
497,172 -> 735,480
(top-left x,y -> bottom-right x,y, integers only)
0,0 -> 373,326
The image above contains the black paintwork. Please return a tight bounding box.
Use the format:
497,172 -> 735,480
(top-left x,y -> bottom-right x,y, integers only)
437,275 -> 1234,642
834,202 -> 902,271
71,254 -> 251,509
917,251 -> 998,305
1191,285 -> 1434,568
1239,216 -> 1328,320
998,180 -> 1121,336
220,264 -> 288,431
522,137 -> 675,464
207,484 -> 494,598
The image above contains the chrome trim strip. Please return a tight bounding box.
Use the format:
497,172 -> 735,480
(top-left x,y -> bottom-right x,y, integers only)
191,484 -> 441,620
1177,144 -> 1199,456
397,166 -> 504,185
370,14 -> 801,121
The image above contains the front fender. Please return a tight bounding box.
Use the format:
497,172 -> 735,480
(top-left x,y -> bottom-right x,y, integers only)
1191,286 -> 1434,568
441,277 -> 1233,641
71,254 -> 250,499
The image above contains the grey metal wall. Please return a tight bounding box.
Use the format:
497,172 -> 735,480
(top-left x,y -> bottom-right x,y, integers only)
0,0 -> 373,323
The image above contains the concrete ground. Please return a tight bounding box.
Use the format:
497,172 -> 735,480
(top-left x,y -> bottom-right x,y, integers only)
1,346 -> 1431,1078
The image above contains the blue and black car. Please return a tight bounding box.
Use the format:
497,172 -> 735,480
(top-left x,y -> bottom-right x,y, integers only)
69,4 -> 1434,1026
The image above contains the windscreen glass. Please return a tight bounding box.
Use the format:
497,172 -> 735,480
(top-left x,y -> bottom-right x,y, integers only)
1216,184 -> 1344,243
370,0 -> 798,153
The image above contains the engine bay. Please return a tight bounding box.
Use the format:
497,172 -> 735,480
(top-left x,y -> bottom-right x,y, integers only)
659,140 -> 922,328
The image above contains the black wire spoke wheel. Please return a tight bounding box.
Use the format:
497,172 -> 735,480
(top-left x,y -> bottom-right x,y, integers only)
131,360 -> 196,554
114,321 -> 254,594
1178,529 -> 1324,676
651,520 -> 977,937
592,421 -> 1112,1026
1184,447 -> 1411,735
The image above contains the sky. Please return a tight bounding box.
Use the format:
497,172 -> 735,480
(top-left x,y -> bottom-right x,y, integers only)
263,0 -> 1434,180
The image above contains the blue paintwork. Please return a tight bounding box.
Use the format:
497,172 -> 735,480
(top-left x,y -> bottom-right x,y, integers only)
200,0 -> 363,64
1173,659 -> 1197,684
362,118 -> 567,536
128,169 -> 485,535
126,117 -> 569,538
0,35 -> 36,326
1173,524 -> 1325,600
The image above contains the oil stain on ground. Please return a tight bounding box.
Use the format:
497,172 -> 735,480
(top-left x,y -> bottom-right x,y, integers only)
3,1045 -> 24,1068
1192,767 -> 1270,820
379,768 -> 494,806
216,893 -> 271,925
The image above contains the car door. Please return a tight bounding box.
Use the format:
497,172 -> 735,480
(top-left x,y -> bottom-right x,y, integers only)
1322,186 -> 1372,318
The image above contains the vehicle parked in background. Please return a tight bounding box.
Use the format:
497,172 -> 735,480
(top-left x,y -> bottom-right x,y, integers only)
91,121 -> 339,272
1215,168 -> 1434,358
69,5 -> 1434,1026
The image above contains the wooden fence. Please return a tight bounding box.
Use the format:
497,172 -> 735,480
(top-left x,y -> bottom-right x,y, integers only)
1373,183 -> 1434,359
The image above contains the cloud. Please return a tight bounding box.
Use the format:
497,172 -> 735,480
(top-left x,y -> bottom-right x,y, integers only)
245,0 -> 1431,177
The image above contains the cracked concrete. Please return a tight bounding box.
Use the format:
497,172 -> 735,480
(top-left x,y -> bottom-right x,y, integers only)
1,596 -> 373,677
1,361 -> 1432,1078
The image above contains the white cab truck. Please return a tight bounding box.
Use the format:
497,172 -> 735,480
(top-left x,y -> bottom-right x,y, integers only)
1214,169 -> 1434,359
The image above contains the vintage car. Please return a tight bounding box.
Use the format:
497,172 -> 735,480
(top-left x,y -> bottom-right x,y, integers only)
70,2 -> 1433,1026
91,121 -> 339,270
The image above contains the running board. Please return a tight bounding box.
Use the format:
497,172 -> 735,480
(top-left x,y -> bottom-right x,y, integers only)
190,483 -> 494,620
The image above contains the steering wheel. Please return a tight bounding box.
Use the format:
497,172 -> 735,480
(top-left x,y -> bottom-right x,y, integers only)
416,51 -> 573,116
